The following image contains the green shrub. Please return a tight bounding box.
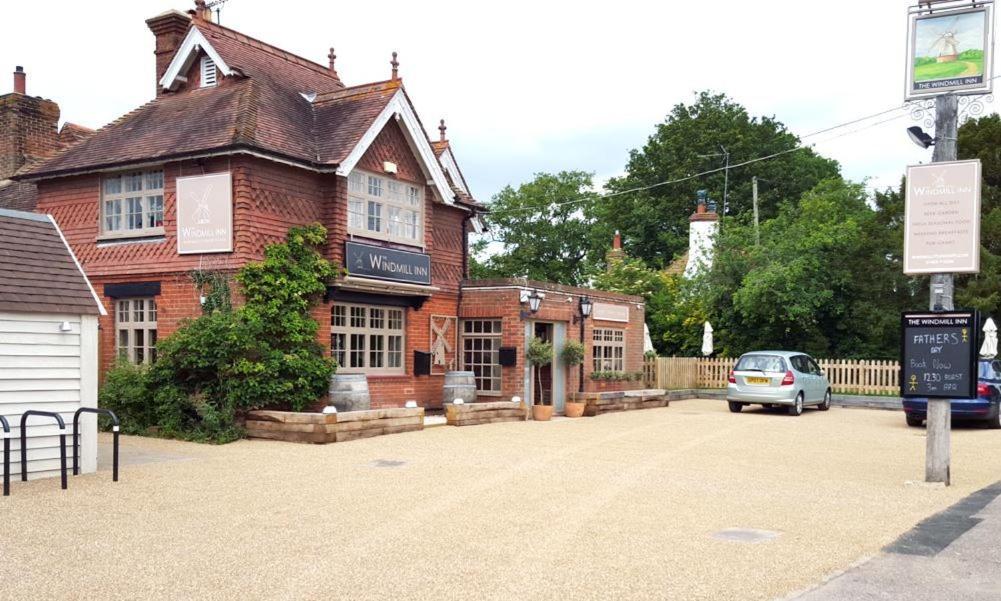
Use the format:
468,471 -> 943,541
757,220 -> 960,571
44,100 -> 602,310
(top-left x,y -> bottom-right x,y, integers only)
560,339 -> 585,366
98,360 -> 154,433
108,224 -> 337,444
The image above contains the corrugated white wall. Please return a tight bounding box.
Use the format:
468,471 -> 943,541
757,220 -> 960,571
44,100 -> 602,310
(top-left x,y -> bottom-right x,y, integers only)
0,311 -> 98,480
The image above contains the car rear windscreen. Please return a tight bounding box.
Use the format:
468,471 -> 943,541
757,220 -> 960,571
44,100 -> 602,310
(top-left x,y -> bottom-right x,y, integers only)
979,360 -> 1001,381
735,355 -> 786,372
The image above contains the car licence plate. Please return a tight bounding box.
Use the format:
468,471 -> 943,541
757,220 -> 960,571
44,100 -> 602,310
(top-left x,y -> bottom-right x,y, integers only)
746,376 -> 770,385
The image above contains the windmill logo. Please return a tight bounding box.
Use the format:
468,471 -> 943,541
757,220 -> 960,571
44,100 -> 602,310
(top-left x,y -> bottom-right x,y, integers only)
912,10 -> 987,85
192,184 -> 213,225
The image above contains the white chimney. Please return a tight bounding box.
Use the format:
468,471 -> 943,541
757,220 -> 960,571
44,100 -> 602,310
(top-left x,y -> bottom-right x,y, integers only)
684,190 -> 719,278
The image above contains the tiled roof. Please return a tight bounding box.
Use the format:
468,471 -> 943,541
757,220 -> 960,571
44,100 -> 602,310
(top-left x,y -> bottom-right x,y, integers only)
21,18 -> 394,179
664,251 -> 689,276
0,209 -> 102,315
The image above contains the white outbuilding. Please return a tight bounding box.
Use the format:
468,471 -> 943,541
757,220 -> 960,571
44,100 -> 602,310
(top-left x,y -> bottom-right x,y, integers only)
0,208 -> 105,480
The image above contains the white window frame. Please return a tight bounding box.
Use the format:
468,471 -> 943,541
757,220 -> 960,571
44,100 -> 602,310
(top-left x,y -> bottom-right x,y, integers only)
347,169 -> 424,246
331,303 -> 406,375
116,298 -> 158,365
592,328 -> 625,372
200,55 -> 217,88
100,169 -> 165,240
460,320 -> 503,396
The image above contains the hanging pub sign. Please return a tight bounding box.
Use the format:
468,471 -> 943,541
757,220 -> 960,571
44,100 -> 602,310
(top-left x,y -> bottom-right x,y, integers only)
905,2 -> 995,100
345,241 -> 431,286
904,159 -> 981,274
901,310 -> 979,399
176,172 -> 233,254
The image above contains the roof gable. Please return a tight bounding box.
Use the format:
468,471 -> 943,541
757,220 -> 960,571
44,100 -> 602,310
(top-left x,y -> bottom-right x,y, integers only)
330,88 -> 454,205
159,26 -> 233,91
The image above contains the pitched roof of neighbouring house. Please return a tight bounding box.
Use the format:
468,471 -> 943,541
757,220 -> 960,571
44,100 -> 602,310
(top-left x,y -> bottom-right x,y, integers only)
18,13 -> 478,207
0,209 -> 104,315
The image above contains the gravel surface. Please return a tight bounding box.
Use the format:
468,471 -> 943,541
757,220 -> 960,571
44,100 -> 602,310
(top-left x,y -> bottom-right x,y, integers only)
3,399 -> 1001,600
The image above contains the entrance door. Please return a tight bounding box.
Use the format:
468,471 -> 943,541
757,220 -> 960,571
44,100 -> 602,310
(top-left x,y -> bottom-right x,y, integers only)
525,321 -> 567,414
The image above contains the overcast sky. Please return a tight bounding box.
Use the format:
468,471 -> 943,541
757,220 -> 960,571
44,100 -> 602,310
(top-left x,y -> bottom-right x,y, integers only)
2,0 -> 996,202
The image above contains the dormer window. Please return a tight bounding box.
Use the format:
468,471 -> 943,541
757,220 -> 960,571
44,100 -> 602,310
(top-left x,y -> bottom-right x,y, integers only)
200,56 -> 217,87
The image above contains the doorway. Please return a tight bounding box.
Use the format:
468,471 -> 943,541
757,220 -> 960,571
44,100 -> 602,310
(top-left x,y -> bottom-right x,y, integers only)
525,321 -> 567,414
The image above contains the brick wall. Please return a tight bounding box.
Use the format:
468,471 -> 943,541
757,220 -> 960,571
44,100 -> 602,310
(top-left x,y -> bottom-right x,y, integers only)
460,285 -> 647,402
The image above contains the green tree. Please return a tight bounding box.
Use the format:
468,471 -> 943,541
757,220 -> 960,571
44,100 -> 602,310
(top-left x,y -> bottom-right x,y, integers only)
956,114 -> 1001,317
706,179 -> 913,358
476,171 -> 602,286
599,91 -> 840,268
592,256 -> 706,356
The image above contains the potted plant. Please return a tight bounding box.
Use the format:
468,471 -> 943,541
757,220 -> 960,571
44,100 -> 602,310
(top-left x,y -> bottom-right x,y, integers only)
527,336 -> 554,421
561,340 -> 586,417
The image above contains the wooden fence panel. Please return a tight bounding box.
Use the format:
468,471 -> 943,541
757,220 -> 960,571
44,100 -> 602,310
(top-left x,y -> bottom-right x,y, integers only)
644,356 -> 901,394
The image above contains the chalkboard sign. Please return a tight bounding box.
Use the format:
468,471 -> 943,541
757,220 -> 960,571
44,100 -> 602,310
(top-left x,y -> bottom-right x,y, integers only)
901,311 -> 979,399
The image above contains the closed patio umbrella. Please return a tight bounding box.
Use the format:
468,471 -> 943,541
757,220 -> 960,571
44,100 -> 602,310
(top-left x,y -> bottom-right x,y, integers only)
981,317 -> 998,358
702,321 -> 714,356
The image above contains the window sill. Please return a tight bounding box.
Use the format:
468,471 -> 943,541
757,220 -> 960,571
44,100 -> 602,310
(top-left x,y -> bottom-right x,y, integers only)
97,229 -> 166,244
347,230 -> 425,250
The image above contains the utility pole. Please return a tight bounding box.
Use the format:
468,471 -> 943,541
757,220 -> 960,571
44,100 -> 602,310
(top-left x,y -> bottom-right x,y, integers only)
752,176 -> 760,246
926,92 -> 959,486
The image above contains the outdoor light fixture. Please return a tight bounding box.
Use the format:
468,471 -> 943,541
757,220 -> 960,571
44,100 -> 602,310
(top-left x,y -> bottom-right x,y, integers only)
580,296 -> 593,318
59,321 -> 72,332
528,290 -> 542,313
907,126 -> 935,149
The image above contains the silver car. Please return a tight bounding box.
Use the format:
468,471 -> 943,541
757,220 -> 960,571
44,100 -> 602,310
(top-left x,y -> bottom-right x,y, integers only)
726,351 -> 832,416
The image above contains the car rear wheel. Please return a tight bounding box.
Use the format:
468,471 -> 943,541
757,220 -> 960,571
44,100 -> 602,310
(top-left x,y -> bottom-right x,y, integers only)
906,414 -> 924,428
818,390 -> 832,411
728,401 -> 744,413
788,393 -> 804,416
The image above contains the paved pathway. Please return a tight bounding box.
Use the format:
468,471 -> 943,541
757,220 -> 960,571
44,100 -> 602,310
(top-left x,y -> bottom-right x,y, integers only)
792,482 -> 1001,600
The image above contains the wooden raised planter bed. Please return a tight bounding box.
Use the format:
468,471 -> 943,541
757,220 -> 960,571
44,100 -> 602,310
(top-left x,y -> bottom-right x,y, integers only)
445,400 -> 528,426
246,407 -> 424,444
572,389 -> 670,416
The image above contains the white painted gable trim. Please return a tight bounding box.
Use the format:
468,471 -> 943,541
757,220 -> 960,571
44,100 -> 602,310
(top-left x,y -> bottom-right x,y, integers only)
159,27 -> 232,91
335,89 -> 455,205
438,147 -> 470,195
46,214 -> 108,316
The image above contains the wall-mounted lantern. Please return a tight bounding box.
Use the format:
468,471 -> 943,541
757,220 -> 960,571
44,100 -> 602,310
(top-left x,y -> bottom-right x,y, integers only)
528,290 -> 542,314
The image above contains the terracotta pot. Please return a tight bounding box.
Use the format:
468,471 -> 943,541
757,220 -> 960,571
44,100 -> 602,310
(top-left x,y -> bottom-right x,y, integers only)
565,401 -> 586,418
532,404 -> 554,421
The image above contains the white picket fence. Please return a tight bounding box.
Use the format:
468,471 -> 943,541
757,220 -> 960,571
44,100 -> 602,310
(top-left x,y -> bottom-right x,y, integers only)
644,356 -> 900,395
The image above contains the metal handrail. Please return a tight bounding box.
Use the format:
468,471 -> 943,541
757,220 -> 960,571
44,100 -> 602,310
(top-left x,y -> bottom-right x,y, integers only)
73,408 -> 120,482
19,411 -> 68,490
1,415 -> 9,496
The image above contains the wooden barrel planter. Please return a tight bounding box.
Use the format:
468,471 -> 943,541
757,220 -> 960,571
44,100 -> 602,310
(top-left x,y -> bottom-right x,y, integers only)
442,371 -> 476,405
329,373 -> 370,412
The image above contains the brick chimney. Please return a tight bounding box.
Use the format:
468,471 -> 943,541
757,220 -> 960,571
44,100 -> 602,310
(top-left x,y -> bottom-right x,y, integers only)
13,66 -> 25,95
606,230 -> 626,266
0,67 -> 61,182
146,10 -> 191,96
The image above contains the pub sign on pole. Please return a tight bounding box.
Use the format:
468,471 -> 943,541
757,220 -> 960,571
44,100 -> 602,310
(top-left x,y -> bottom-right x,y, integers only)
905,1 -> 994,101
901,311 -> 979,399
904,159 -> 982,274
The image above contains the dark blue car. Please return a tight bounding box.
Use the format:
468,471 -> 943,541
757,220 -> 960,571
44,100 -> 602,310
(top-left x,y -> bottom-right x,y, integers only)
903,359 -> 1001,428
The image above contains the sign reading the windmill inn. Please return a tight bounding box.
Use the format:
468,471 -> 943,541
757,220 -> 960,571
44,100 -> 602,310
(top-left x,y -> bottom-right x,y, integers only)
904,159 -> 981,274
905,3 -> 994,100
345,241 -> 431,286
176,172 -> 233,254
901,311 -> 978,399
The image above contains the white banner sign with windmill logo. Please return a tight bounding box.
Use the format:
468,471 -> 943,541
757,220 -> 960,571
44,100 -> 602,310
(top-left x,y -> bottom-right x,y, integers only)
904,159 -> 981,274
177,172 -> 234,254
905,2 -> 995,100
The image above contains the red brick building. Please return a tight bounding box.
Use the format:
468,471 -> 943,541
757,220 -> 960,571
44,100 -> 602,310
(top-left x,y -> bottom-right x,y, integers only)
19,2 -> 645,411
